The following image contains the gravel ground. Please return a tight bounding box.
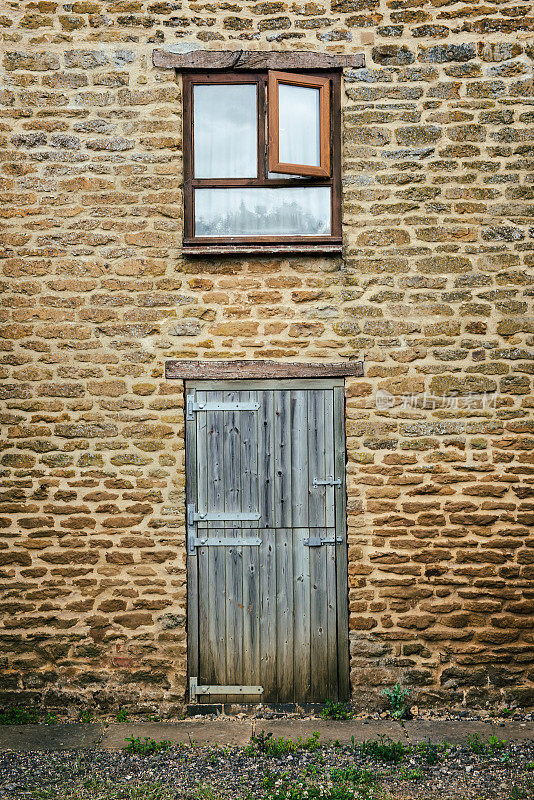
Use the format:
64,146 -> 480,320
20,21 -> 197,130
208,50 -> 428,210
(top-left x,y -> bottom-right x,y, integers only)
0,737 -> 532,800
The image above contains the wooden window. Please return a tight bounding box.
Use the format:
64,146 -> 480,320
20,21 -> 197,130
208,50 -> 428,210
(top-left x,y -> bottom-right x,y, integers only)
183,70 -> 341,255
268,72 -> 330,178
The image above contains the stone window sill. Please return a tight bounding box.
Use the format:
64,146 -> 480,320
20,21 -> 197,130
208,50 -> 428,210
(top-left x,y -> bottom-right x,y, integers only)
182,242 -> 343,257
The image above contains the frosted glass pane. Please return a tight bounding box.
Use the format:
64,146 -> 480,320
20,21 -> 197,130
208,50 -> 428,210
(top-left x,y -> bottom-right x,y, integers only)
278,83 -> 320,167
194,84 -> 257,178
195,187 -> 330,236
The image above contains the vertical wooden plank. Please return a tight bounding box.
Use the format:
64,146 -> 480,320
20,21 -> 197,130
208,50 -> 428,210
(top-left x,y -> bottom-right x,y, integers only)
242,533 -> 260,699
225,534 -> 244,702
210,543 -> 227,686
274,390 -> 293,700
276,526 -> 294,701
257,389 -> 277,700
241,390 -> 261,698
326,539 -> 338,700
324,390 -> 336,529
205,391 -> 227,700
274,390 -> 292,528
292,526 -> 311,702
206,390 -> 223,531
309,527 -> 329,702
290,389 -> 311,701
185,385 -> 200,699
334,385 -> 350,701
259,526 -> 277,701
307,389 -> 326,528
240,390 -> 259,530
258,390 -> 275,529
222,391 -> 243,702
223,390 -> 241,527
307,388 -> 328,700
290,390 -> 309,528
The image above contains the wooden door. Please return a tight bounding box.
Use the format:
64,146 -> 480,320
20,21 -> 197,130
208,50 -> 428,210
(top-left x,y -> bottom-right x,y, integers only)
186,379 -> 349,704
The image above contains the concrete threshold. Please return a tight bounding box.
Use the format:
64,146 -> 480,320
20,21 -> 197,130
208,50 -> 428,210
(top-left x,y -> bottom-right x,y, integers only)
0,719 -> 531,752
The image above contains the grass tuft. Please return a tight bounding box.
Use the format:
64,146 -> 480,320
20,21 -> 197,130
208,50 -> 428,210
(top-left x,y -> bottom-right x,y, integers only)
123,736 -> 174,757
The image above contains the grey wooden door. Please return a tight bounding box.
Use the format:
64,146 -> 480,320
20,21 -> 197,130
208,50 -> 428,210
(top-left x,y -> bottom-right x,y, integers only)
186,380 -> 349,703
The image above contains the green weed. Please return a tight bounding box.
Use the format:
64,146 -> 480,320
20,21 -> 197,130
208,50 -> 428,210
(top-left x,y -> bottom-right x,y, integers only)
25,780 -> 176,799
416,741 -> 440,764
467,732 -> 486,755
0,706 -> 38,725
381,683 -> 410,720
116,708 -> 129,723
78,709 -> 94,724
263,776 -> 367,800
320,700 -> 353,720
399,767 -> 423,780
490,707 -> 514,718
44,712 -> 59,724
123,736 -> 174,757
510,786 -> 529,800
330,766 -> 377,785
489,734 -> 507,752
359,735 -> 407,764
247,730 -> 321,757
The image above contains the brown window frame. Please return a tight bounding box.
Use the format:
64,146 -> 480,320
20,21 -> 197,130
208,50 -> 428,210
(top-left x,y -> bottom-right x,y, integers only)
268,71 -> 331,178
182,70 -> 341,254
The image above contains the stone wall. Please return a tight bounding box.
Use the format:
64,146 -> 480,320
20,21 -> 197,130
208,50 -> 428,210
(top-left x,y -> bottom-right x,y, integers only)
0,0 -> 533,713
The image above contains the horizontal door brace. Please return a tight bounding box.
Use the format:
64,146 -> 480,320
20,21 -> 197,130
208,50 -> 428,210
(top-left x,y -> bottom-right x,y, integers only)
193,536 -> 262,547
188,506 -> 261,524
190,677 -> 263,702
186,395 -> 259,420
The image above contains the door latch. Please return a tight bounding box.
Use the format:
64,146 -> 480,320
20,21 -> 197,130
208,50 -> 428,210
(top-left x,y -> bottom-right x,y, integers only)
304,536 -> 343,546
313,476 -> 342,488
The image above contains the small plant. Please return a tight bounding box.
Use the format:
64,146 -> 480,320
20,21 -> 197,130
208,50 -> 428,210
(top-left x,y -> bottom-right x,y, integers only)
263,775 -> 360,800
510,786 -> 528,800
0,706 -> 39,725
399,767 -> 423,780
20,780 -> 177,799
330,766 -> 377,786
501,752 -> 512,765
526,762 -> 534,772
359,735 -> 408,764
116,707 -> 129,723
44,711 -> 58,724
78,709 -> 94,723
489,734 -> 507,753
123,736 -> 173,756
417,741 -> 440,764
381,683 -> 410,720
247,730 -> 320,757
320,699 -> 353,720
467,732 -> 486,755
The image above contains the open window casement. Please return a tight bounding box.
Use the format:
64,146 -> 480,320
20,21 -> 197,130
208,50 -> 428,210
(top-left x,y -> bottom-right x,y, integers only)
268,71 -> 331,178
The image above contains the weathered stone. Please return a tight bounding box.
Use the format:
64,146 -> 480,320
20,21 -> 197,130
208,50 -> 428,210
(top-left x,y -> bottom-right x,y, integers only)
372,45 -> 414,65
419,44 -> 476,63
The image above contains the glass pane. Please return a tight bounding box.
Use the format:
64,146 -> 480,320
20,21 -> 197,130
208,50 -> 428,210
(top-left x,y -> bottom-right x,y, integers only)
278,83 -> 320,167
194,84 -> 257,178
194,187 -> 331,237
